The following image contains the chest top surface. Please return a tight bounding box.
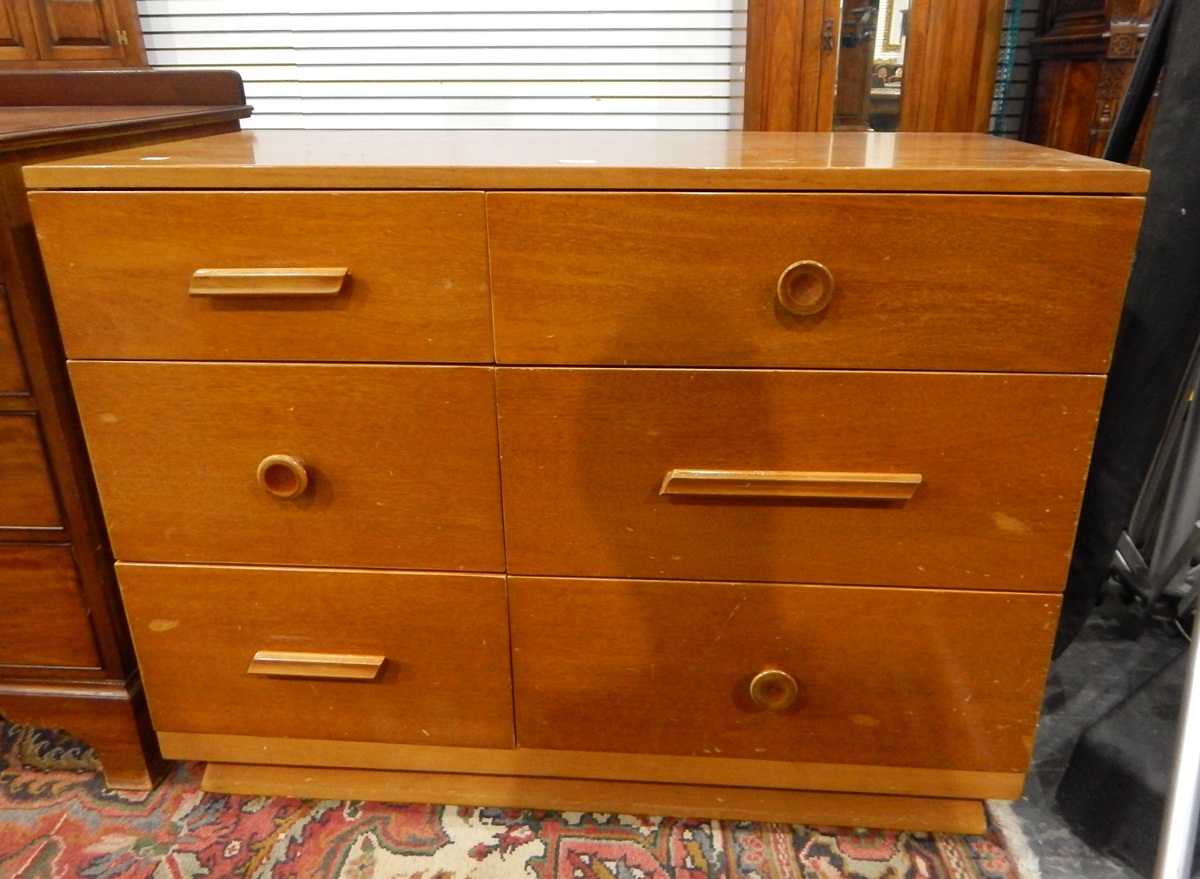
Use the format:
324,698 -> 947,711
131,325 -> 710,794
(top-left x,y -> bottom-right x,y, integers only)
21,130 -> 1149,194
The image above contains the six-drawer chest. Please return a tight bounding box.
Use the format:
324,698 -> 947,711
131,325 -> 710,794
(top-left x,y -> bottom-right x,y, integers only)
23,131 -> 1149,832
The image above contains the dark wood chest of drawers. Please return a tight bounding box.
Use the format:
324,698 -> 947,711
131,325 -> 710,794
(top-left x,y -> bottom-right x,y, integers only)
0,70 -> 249,787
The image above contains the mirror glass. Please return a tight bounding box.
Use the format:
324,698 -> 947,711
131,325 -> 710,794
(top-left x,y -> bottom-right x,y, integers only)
834,0 -> 909,131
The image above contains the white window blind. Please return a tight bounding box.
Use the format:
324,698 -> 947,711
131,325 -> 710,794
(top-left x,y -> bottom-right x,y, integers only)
137,1 -> 742,130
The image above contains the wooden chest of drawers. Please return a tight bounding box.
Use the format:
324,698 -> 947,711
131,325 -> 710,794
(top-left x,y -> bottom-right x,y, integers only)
24,130 -> 1148,832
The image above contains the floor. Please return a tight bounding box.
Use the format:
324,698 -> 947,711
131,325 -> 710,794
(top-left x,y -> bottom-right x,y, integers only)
1003,588 -> 1192,879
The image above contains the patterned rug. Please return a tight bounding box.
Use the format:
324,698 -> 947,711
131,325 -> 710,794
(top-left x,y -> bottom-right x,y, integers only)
0,722 -> 1022,879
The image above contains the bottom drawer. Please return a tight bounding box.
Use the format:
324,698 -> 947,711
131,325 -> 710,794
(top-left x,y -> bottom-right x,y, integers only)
510,577 -> 1058,773
118,563 -> 514,749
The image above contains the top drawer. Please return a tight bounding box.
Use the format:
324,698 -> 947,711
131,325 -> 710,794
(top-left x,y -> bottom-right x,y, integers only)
488,192 -> 1143,373
29,191 -> 492,364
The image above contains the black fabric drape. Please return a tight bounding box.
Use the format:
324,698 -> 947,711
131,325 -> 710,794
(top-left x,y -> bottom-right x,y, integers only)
1055,0 -> 1200,655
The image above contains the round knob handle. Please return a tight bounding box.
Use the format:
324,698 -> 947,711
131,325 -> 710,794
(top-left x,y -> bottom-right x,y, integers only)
749,669 -> 799,711
776,260 -> 835,316
257,454 -> 308,500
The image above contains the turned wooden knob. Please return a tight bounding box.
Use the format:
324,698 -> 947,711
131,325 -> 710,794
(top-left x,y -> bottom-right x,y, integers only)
257,454 -> 308,499
749,669 -> 799,711
776,260 -> 835,316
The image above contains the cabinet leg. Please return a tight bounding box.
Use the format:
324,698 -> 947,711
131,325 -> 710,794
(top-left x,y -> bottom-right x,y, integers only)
0,679 -> 168,790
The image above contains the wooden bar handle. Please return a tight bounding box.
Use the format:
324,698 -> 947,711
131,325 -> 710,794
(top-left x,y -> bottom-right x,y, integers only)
660,469 -> 922,500
247,650 -> 385,681
189,267 -> 348,297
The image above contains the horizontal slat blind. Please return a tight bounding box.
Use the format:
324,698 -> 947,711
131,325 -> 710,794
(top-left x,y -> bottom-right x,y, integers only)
137,1 -> 740,130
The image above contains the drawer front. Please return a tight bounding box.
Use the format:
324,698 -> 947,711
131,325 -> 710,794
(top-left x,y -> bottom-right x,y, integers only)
488,192 -> 1142,372
31,191 -> 492,363
0,291 -> 26,393
118,563 -> 513,749
0,414 -> 61,528
0,546 -> 99,668
497,368 -> 1104,591
70,362 -> 504,571
510,577 -> 1058,772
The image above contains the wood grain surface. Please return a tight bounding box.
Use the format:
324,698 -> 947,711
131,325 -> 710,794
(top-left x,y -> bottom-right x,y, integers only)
30,190 -> 492,362
496,367 -> 1104,591
159,730 -> 1024,800
0,413 -> 61,527
21,130 -> 1150,194
69,362 -> 505,571
0,545 -> 98,668
0,292 -> 25,392
202,762 -> 988,834
488,192 -> 1143,373
117,563 -> 513,749
510,577 -> 1058,773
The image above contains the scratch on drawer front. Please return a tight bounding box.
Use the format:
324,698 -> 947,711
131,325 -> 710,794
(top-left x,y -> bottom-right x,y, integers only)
99,413 -> 118,423
148,619 -> 180,633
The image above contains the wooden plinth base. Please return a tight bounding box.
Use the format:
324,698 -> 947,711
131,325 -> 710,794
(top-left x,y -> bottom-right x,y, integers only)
202,762 -> 988,834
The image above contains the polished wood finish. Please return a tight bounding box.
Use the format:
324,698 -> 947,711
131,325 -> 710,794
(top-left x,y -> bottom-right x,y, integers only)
32,191 -> 491,363
202,762 -> 988,835
748,669 -> 800,711
496,368 -> 1105,590
0,70 -> 248,790
26,131 -> 1144,820
659,469 -> 923,501
1022,0 -> 1157,158
0,545 -> 97,667
246,651 -> 386,681
0,679 -> 164,788
161,730 -> 1025,800
118,563 -> 513,750
900,0 -> 1006,132
742,0 -> 838,131
0,289 -> 24,391
22,130 -> 1151,194
744,0 -> 1005,133
68,362 -> 505,571
510,577 -> 1057,771
775,258 -> 835,316
487,192 -> 1143,373
255,454 -> 309,501
189,267 -> 349,298
0,412 -> 60,526
1,0 -> 145,68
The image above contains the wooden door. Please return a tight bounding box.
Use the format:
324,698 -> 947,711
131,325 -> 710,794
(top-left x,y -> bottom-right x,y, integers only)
743,0 -> 1006,132
28,0 -> 143,63
2,0 -> 146,67
0,0 -> 38,62
743,0 -> 840,130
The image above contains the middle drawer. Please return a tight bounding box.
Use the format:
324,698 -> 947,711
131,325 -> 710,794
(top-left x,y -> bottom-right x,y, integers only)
497,367 -> 1105,591
69,362 -> 505,571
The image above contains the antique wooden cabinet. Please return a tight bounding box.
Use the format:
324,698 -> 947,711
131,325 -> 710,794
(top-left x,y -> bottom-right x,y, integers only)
0,70 -> 249,788
1022,0 -> 1158,157
0,0 -> 146,69
24,131 -> 1147,829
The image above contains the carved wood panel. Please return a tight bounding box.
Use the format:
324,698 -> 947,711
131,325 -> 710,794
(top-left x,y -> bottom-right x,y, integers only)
1021,0 -> 1157,158
0,0 -> 145,67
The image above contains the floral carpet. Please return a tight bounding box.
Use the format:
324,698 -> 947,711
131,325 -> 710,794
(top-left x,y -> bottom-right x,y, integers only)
0,722 -> 1021,879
